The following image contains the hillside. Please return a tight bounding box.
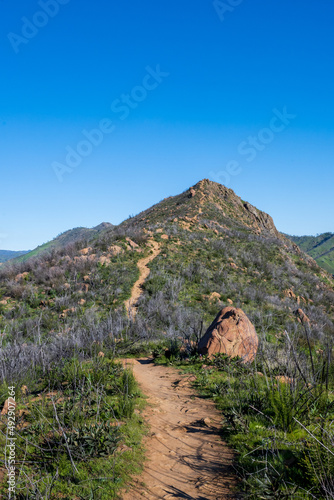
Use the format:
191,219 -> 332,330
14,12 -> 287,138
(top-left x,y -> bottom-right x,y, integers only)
14,222 -> 113,263
0,179 -> 333,498
287,232 -> 334,274
0,249 -> 29,263
3,178 -> 330,342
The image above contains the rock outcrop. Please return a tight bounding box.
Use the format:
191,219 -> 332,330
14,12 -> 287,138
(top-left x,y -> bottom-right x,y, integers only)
243,202 -> 280,238
198,307 -> 258,363
294,308 -> 310,325
1,398 -> 15,415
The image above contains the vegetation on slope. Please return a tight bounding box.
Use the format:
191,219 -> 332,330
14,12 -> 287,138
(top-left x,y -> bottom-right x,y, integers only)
0,352 -> 145,499
287,233 -> 334,275
0,179 -> 333,498
0,250 -> 29,264
0,229 -> 149,498
14,223 -> 113,264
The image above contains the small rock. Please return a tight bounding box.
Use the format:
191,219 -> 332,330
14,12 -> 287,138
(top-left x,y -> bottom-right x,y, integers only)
99,255 -> 111,266
108,245 -> 123,256
294,308 -> 310,325
15,272 -> 29,282
275,375 -> 294,384
126,237 -> 139,248
284,289 -> 296,300
1,398 -> 15,415
79,247 -> 92,256
117,444 -> 132,453
209,292 -> 221,303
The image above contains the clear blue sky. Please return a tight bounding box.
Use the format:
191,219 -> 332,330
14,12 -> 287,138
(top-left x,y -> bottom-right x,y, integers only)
0,0 -> 333,250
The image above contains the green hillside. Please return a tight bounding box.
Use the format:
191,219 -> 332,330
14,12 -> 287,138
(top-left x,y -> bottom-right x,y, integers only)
0,180 -> 333,498
14,222 -> 113,263
287,232 -> 334,274
0,249 -> 29,263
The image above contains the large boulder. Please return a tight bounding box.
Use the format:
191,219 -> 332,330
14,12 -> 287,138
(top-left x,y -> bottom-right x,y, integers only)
198,307 -> 258,363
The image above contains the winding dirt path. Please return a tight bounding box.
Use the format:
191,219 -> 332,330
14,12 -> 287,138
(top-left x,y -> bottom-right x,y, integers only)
121,359 -> 239,499
125,240 -> 161,318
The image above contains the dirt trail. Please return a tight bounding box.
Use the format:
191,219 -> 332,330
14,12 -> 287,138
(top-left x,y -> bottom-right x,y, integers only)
125,240 -> 161,318
121,359 -> 238,499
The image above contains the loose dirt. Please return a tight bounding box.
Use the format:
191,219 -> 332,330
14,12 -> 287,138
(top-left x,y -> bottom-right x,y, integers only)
121,358 -> 239,499
125,240 -> 161,318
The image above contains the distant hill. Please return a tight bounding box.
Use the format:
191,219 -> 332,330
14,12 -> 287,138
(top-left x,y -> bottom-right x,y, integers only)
14,222 -> 113,263
0,249 -> 29,263
287,232 -> 334,274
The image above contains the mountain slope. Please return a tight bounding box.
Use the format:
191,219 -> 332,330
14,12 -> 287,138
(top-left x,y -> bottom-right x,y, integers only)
287,232 -> 334,274
0,179 -> 333,498
0,249 -> 29,263
1,178 -> 332,344
121,179 -> 284,238
13,222 -> 113,263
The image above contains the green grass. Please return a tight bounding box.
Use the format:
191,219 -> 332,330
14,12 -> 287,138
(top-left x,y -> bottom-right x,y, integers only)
0,354 -> 147,499
287,233 -> 334,275
0,250 -> 30,264
14,241 -> 55,263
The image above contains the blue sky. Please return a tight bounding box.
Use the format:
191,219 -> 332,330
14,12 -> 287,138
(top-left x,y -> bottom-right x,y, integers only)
0,0 -> 333,250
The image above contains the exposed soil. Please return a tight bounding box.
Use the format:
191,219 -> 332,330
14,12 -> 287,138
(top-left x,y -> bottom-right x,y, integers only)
125,240 -> 161,318
121,358 -> 239,499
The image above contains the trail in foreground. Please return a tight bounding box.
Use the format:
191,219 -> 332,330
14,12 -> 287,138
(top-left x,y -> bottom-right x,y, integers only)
124,240 -> 161,318
121,359 -> 239,499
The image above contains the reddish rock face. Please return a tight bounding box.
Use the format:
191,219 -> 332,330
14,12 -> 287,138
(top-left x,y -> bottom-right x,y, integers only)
198,307 -> 258,363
